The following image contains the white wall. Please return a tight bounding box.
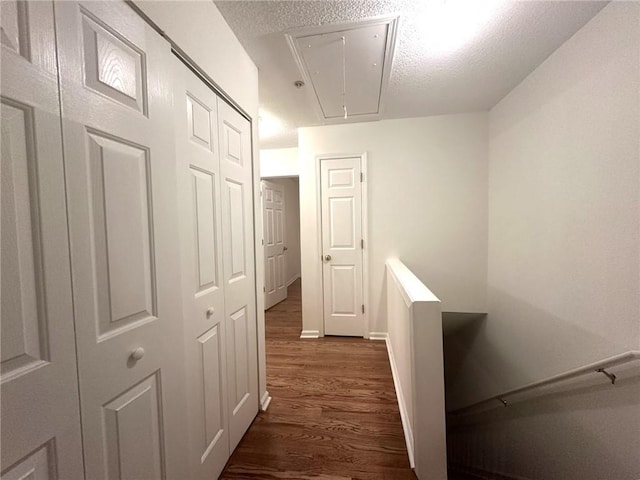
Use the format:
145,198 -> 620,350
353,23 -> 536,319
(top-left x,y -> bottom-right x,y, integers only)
446,3 -> 640,479
133,1 -> 269,409
299,114 -> 488,336
264,177 -> 301,285
260,147 -> 299,177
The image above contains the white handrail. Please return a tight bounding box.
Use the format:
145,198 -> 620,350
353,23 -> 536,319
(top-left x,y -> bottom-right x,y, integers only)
449,350 -> 640,415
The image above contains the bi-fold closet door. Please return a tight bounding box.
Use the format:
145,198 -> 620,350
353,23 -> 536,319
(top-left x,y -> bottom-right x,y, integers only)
173,58 -> 259,480
1,1 -> 259,478
55,2 -> 190,479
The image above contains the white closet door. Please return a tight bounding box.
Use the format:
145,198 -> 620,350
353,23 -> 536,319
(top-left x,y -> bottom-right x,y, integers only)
0,2 -> 84,478
55,3 -> 188,479
173,57 -> 230,479
321,157 -> 364,337
218,101 -> 259,450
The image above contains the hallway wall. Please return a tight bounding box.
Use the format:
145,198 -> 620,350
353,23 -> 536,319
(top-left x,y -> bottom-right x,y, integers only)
445,3 -> 640,478
298,113 -> 489,335
261,147 -> 299,177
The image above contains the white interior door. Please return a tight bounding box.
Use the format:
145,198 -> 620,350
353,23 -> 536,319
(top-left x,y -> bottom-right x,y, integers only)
174,57 -> 230,479
321,157 -> 365,337
55,2 -> 188,479
0,2 -> 84,478
262,180 -> 287,309
218,100 -> 259,450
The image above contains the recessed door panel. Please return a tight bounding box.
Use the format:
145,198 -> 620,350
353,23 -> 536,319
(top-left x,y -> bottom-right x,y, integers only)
329,197 -> 355,249
187,94 -> 213,151
328,168 -> 355,188
191,167 -> 218,293
330,265 -> 357,315
87,132 -> 157,337
1,441 -> 54,480
266,257 -> 276,294
222,122 -> 242,166
227,180 -> 246,280
0,1 -> 29,58
81,10 -> 146,113
321,157 -> 364,337
1,101 -> 47,378
103,374 -> 164,480
198,326 -> 225,455
230,307 -> 250,414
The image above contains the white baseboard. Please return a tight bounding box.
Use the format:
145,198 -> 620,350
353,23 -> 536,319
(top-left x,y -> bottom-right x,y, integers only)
368,332 -> 388,341
384,335 -> 415,469
260,391 -> 272,412
286,275 -> 300,287
300,330 -> 320,339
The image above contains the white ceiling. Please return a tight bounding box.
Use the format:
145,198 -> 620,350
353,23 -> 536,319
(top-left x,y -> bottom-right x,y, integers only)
215,0 -> 607,149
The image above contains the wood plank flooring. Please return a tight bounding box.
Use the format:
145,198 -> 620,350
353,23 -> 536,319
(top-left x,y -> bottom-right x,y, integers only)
221,279 -> 416,479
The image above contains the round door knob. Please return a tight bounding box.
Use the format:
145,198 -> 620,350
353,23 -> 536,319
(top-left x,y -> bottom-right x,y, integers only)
283,246 -> 288,251
325,254 -> 332,261
206,307 -> 215,318
130,347 -> 145,361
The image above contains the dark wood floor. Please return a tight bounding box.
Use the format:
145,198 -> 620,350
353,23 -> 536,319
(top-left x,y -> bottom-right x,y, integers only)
221,279 -> 416,479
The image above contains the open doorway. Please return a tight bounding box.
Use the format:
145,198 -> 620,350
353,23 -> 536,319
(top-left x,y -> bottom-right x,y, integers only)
261,176 -> 301,310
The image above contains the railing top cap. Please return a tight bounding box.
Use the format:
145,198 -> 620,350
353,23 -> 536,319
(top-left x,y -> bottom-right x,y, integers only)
386,258 -> 441,304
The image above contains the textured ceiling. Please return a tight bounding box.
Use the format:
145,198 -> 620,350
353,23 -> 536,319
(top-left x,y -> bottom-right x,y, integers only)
215,0 -> 607,149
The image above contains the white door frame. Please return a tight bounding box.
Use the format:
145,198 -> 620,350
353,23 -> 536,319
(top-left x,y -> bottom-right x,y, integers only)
315,153 -> 369,338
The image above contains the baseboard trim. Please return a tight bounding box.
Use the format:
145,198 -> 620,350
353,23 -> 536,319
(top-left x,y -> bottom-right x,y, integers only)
286,275 -> 300,287
260,391 -> 272,412
368,332 -> 388,341
384,335 -> 415,468
449,463 -> 529,480
300,330 -> 320,339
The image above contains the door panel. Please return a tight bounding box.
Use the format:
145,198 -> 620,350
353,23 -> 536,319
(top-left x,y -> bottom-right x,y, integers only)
219,101 -> 259,451
103,373 -> 164,480
174,58 -> 229,479
262,180 -> 287,309
55,2 -> 188,479
321,157 -> 364,336
1,2 -> 84,478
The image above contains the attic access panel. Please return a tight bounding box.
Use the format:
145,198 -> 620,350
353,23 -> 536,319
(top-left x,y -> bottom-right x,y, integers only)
286,16 -> 398,122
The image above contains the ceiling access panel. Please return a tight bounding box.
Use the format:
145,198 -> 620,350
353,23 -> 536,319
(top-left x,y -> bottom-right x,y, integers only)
286,16 -> 399,123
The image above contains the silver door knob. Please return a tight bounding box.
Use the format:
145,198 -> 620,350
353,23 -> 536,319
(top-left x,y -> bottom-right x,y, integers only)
130,347 -> 145,361
324,254 -> 332,261
206,307 -> 215,318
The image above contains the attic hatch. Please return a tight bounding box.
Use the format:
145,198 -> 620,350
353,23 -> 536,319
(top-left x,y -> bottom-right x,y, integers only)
285,15 -> 399,122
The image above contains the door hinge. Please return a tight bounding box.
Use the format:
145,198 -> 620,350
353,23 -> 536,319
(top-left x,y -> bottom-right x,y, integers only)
361,238 -> 364,249
261,238 -> 264,246
361,304 -> 365,314
360,172 -> 364,183
263,286 -> 266,292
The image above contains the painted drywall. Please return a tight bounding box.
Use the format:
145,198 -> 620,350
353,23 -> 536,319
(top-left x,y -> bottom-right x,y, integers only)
298,113 -> 488,336
263,177 -> 301,285
132,1 -> 269,408
445,3 -> 640,479
260,147 -> 299,177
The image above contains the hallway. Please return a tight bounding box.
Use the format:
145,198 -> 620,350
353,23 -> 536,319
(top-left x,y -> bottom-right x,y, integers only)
222,280 -> 415,479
